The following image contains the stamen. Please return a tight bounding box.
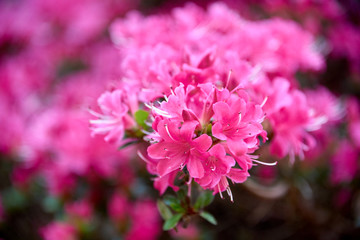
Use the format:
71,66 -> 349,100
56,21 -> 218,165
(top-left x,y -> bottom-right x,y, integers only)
137,150 -> 151,164
260,96 -> 268,108
88,108 -> 104,118
140,129 -> 153,135
226,187 -> 234,203
237,112 -> 242,125
252,159 -> 277,166
164,95 -> 169,102
145,103 -> 172,118
164,124 -> 176,141
225,69 -> 232,89
218,185 -> 224,199
170,86 -> 175,95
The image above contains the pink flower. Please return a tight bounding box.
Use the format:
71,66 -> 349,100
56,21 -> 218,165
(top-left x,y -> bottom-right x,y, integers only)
212,92 -> 266,156
196,144 -> 235,190
65,199 -> 93,220
41,222 -> 76,240
90,90 -> 134,145
148,119 -> 212,178
331,140 -> 359,184
269,90 -> 318,161
108,193 -> 129,223
126,200 -> 161,240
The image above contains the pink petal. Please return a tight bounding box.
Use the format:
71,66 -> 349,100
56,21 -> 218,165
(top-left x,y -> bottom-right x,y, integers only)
180,120 -> 198,141
187,150 -> 205,178
213,101 -> 231,123
192,134 -> 212,152
227,169 -> 249,183
212,122 -> 227,140
227,138 -> 247,156
156,152 -> 186,177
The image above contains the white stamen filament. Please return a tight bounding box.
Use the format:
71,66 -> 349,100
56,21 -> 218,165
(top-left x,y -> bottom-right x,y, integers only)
140,129 -> 153,135
145,103 -> 172,118
170,87 -> 175,95
225,69 -> 232,89
89,118 -> 119,125
164,124 -> 176,141
226,187 -> 234,202
88,108 -> 104,118
164,95 -> 169,102
252,159 -> 277,166
260,96 -> 268,108
137,150 -> 151,164
218,184 -> 224,199
237,112 -> 242,125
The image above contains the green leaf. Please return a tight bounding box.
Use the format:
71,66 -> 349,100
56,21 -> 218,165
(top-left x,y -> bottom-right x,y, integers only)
163,213 -> 183,231
157,200 -> 173,220
43,196 -> 61,213
134,110 -> 149,128
117,140 -> 139,150
2,188 -> 27,210
177,188 -> 187,201
200,211 -> 217,225
163,195 -> 184,213
194,190 -> 214,210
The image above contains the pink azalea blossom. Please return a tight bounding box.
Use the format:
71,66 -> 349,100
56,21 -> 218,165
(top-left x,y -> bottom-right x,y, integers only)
148,119 -> 212,178
90,90 -> 134,145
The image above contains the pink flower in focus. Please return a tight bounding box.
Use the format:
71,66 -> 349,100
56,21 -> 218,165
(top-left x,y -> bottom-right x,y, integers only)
196,144 -> 249,196
148,119 -> 212,178
212,92 -> 266,156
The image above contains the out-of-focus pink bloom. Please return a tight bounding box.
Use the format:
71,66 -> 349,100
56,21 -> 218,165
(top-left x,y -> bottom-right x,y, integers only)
65,199 -> 93,220
330,23 -> 360,73
108,193 -> 129,223
347,97 -> 360,148
269,91 -> 318,162
331,140 -> 359,184
126,200 -> 161,240
41,222 -> 77,240
303,87 -> 343,160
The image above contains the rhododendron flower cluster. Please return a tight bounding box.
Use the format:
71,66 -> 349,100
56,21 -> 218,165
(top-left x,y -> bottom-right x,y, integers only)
1,0 -> 360,238
90,2 -> 330,198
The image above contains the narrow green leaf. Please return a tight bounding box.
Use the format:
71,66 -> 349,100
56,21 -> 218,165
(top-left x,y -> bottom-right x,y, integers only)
194,190 -> 214,210
117,140 -> 139,150
157,200 -> 173,220
134,110 -> 149,128
200,211 -> 217,225
163,195 -> 184,213
163,213 -> 183,231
